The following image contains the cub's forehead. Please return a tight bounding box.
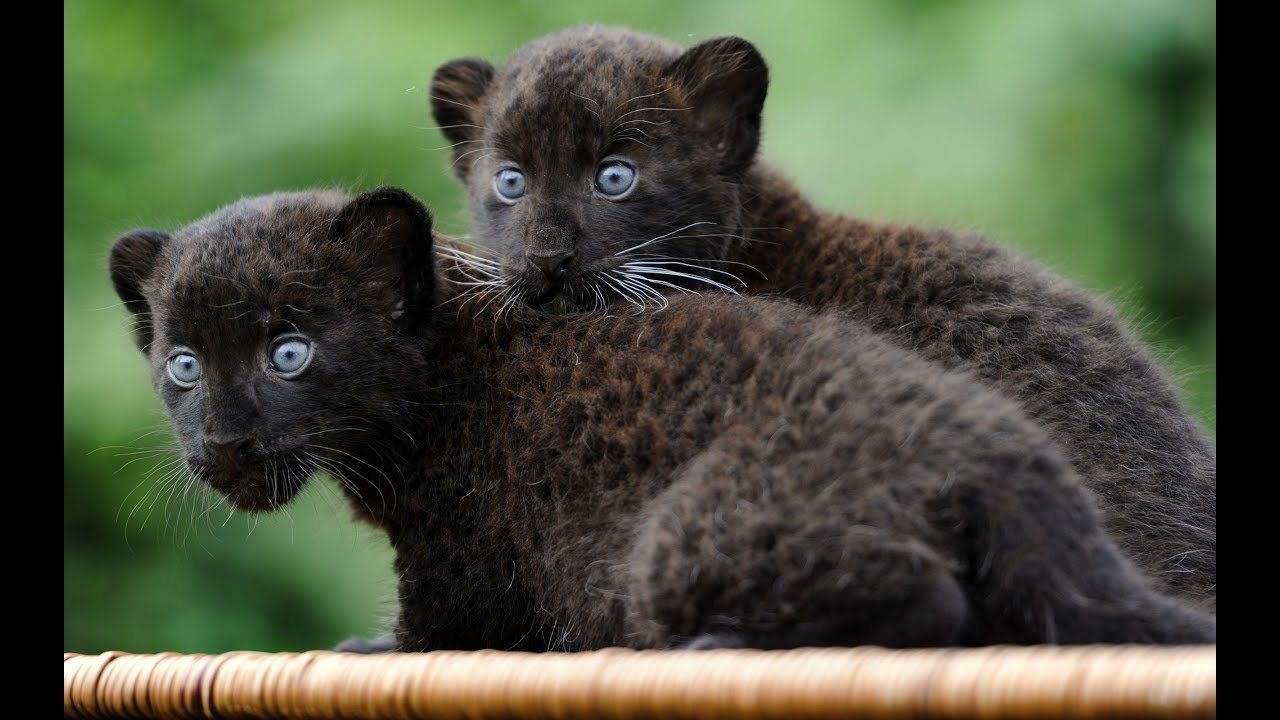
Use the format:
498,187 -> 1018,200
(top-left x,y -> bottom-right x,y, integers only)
153,191 -> 349,308
489,28 -> 681,130
178,191 -> 347,247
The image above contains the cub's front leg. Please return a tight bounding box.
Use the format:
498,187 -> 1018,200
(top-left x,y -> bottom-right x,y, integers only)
387,525 -> 543,651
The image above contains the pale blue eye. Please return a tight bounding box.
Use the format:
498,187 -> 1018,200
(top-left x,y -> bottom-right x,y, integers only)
168,353 -> 201,386
596,162 -> 636,197
271,339 -> 311,375
495,168 -> 525,200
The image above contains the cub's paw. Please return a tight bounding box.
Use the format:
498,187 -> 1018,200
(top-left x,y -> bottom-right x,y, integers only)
693,567 -> 970,650
677,632 -> 746,650
333,634 -> 398,653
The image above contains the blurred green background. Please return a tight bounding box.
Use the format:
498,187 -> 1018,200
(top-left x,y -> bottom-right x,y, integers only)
65,0 -> 1215,653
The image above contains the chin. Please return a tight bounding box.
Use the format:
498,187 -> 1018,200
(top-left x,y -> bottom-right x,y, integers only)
225,484 -> 304,513
524,277 -> 625,315
198,464 -> 308,513
534,291 -> 589,315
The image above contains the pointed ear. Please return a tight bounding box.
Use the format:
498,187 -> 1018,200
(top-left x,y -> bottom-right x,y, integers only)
108,228 -> 169,351
429,57 -> 496,180
664,36 -> 769,176
330,187 -> 436,330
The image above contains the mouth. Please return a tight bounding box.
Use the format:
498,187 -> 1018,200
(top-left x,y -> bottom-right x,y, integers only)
519,264 -> 633,314
197,459 -> 309,512
530,285 -> 590,314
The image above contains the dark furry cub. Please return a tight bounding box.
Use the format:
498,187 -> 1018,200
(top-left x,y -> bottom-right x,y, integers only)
429,25 -> 1216,609
108,187 -> 1212,651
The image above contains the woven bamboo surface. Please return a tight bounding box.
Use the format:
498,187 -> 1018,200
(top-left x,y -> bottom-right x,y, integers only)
64,645 -> 1215,719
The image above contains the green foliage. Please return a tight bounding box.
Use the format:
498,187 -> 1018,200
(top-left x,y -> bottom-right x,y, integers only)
64,0 -> 1215,653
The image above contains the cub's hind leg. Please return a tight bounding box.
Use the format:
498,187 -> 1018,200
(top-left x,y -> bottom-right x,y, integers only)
625,421 -> 1215,650
951,444 -> 1217,646
625,437 -> 970,650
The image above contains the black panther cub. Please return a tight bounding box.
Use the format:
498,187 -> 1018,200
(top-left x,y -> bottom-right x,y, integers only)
108,187 -> 1214,651
429,26 -> 1217,609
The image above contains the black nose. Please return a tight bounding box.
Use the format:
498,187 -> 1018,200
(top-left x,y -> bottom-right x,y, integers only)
527,249 -> 576,281
204,436 -> 252,466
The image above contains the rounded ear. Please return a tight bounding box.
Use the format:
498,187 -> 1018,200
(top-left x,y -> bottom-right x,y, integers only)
108,228 -> 169,351
429,57 -> 496,180
330,187 -> 437,330
663,36 -> 769,177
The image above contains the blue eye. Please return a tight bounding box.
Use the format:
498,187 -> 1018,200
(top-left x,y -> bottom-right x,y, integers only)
270,339 -> 312,376
494,168 -> 526,201
596,162 -> 636,198
168,353 -> 201,387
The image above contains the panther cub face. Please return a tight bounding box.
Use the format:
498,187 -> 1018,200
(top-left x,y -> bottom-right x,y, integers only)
431,26 -> 768,313
108,188 -> 436,512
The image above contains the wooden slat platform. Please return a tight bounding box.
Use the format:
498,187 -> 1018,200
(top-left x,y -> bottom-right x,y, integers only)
64,645 -> 1215,719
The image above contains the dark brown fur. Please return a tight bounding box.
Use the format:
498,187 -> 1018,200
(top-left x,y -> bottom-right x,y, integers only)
429,26 -> 1216,609
109,188 -> 1213,651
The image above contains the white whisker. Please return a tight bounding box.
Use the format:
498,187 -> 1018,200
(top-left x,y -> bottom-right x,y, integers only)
612,272 -> 669,309
597,273 -> 645,311
614,222 -> 716,257
618,271 -> 698,298
613,105 -> 690,120
620,264 -> 741,294
623,259 -> 748,285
